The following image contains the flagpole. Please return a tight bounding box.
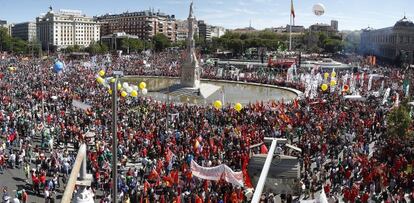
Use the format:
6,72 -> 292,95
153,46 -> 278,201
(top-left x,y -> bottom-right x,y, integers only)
289,11 -> 292,50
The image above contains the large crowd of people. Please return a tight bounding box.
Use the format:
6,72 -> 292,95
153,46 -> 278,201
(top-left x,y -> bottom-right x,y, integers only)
0,51 -> 413,203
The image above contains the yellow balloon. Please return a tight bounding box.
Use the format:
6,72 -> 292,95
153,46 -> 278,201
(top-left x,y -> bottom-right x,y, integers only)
110,78 -> 116,83
98,70 -> 105,77
321,84 -> 328,91
234,103 -> 243,112
213,100 -> 222,109
121,91 -> 128,97
324,73 -> 329,79
117,83 -> 122,90
131,90 -> 138,97
139,82 -> 147,90
330,80 -> 337,86
96,77 -> 104,84
331,71 -> 336,78
108,89 -> 113,95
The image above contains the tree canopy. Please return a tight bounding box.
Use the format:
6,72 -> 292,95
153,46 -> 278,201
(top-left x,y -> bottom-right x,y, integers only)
121,38 -> 144,54
153,33 -> 171,52
387,102 -> 413,139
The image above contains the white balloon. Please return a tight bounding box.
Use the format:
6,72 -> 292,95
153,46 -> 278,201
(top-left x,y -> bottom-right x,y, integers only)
132,85 -> 139,91
103,82 -> 110,89
313,3 -> 325,16
122,82 -> 129,89
142,88 -> 148,95
126,86 -> 133,93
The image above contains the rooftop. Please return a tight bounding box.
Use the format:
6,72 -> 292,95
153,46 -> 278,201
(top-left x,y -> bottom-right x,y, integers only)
394,16 -> 414,28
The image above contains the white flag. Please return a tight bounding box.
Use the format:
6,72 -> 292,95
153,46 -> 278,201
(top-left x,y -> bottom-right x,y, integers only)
368,75 -> 373,91
382,88 -> 391,105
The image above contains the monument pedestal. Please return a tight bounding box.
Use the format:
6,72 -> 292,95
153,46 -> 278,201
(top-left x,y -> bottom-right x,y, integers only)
160,83 -> 221,99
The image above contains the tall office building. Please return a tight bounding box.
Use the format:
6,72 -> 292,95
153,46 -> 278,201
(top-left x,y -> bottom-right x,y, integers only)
96,10 -> 177,42
198,20 -> 211,41
12,22 -> 37,42
36,9 -> 100,51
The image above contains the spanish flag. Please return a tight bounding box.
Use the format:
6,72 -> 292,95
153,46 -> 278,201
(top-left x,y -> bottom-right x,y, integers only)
291,0 -> 295,18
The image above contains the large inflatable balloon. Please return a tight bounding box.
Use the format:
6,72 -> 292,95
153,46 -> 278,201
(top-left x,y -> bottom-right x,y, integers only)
321,84 -> 328,91
131,90 -> 138,97
313,3 -> 325,16
139,82 -> 147,90
98,70 -> 105,77
234,103 -> 243,112
53,61 -> 64,73
213,100 -> 222,109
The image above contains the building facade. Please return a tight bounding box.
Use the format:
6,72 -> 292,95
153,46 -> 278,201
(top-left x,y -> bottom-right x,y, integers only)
0,20 -> 13,36
309,23 -> 337,35
0,20 -> 7,27
198,20 -> 211,41
36,9 -> 100,51
210,26 -> 226,38
96,10 -> 177,42
176,19 -> 198,41
12,22 -> 37,42
101,32 -> 140,51
360,16 -> 414,64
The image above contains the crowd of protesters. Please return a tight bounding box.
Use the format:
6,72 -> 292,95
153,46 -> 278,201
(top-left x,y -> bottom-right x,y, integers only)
0,52 -> 413,203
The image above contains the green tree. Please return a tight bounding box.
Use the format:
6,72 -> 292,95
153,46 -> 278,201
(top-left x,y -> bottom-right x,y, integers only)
121,38 -> 144,54
153,33 -> 171,52
86,42 -> 109,55
0,27 -> 13,51
387,103 -> 412,139
172,40 -> 187,49
227,39 -> 244,55
323,38 -> 343,53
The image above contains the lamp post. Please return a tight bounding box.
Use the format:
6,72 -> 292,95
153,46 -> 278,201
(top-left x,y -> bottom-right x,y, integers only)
251,138 -> 288,203
111,71 -> 123,203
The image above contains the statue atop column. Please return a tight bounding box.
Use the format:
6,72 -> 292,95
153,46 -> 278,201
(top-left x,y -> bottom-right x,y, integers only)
181,0 -> 200,88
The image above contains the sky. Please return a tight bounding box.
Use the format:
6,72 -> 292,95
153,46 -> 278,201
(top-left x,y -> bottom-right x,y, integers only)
0,0 -> 412,31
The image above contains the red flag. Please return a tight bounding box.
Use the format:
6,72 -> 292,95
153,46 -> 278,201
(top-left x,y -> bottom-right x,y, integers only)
148,169 -> 159,180
291,0 -> 295,18
143,180 -> 150,193
171,170 -> 179,184
260,144 -> 268,154
242,168 -> 253,188
293,98 -> 299,109
163,176 -> 174,187
165,148 -> 173,163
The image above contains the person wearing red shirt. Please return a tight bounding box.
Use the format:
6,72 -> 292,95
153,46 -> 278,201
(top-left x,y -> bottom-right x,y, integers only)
32,174 -> 40,194
0,155 -> 4,174
323,184 -> 330,195
361,192 -> 369,203
230,191 -> 239,203
195,194 -> 203,203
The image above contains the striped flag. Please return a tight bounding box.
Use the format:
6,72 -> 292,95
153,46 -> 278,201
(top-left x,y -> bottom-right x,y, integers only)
291,0 -> 295,18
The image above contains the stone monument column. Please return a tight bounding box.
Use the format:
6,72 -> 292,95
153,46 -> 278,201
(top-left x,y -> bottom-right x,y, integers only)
180,1 -> 201,88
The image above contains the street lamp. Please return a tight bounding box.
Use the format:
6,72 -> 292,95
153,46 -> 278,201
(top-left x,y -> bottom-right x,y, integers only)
111,70 -> 123,203
251,138 -> 288,203
96,70 -> 147,203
